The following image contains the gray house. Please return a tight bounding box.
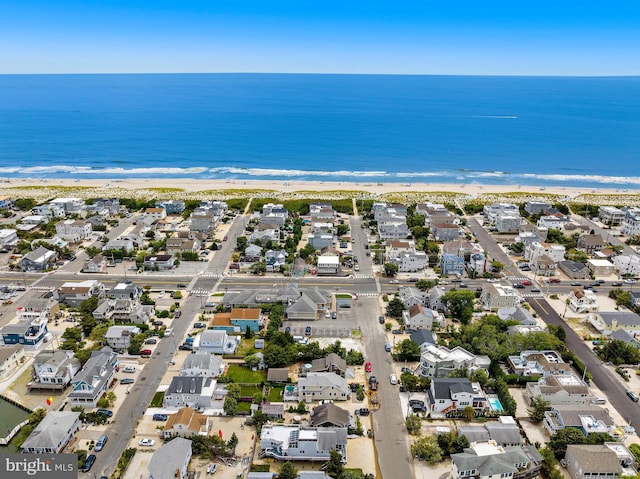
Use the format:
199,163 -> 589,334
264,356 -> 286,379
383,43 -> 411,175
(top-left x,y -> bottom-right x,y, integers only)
20,411 -> 81,454
260,425 -> 347,462
180,353 -> 225,378
68,347 -> 118,407
297,372 -> 349,403
149,437 -> 192,479
565,444 -> 622,479
21,246 -> 58,271
163,376 -> 217,409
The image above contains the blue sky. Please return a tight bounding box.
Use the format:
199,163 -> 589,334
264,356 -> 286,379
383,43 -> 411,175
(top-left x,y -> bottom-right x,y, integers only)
2,1 -> 640,75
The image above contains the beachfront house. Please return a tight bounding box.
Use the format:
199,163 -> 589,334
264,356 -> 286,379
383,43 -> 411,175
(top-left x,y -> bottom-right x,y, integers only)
20,411 -> 81,454
31,350 -> 80,390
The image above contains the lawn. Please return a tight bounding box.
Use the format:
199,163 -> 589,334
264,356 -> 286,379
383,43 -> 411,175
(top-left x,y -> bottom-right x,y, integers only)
150,391 -> 165,407
236,338 -> 259,356
236,401 -> 252,413
239,384 -> 262,398
225,364 -> 266,383
267,386 -> 284,402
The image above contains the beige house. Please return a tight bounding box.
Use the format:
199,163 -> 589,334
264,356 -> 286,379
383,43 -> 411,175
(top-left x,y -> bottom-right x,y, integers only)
480,284 -> 519,311
568,288 -> 599,314
163,407 -> 212,439
587,259 -> 615,277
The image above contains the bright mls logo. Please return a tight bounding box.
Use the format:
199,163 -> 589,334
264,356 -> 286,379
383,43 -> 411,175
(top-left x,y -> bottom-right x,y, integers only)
1,454 -> 76,479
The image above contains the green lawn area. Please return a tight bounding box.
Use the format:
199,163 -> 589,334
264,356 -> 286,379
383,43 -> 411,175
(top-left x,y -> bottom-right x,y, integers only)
236,338 -> 259,356
150,391 -> 165,407
239,384 -> 262,398
225,364 -> 266,383
267,386 -> 284,402
236,401 -> 252,413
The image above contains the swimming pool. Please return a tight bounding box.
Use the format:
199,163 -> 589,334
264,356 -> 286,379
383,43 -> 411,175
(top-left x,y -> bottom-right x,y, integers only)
488,397 -> 504,412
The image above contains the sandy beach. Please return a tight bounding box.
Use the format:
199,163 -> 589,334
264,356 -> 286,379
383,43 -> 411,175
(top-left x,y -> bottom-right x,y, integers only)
1,177 -> 639,205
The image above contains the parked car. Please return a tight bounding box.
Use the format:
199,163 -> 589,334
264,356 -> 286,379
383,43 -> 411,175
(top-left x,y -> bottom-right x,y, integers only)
624,278 -> 636,284
152,320 -> 164,327
81,455 -> 96,473
96,409 -> 113,417
193,322 -> 206,329
144,338 -> 157,344
547,277 -> 561,283
138,438 -> 155,447
365,362 -> 372,373
355,408 -> 370,416
627,390 -> 639,402
392,329 -> 403,334
305,326 -> 312,336
384,343 -> 392,352
178,343 -> 193,351
139,349 -> 152,356
379,315 -> 385,324
152,414 -> 168,421
120,378 -> 134,385
389,374 -> 398,385
95,435 -> 108,452
331,311 -> 337,320
513,283 -> 525,289
123,365 -> 136,373
401,367 -> 414,374
165,327 -> 174,336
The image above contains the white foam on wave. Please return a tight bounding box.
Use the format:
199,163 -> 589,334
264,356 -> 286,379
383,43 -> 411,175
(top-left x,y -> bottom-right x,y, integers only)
471,115 -> 518,119
208,167 -> 387,177
521,173 -> 640,185
12,165 -> 209,175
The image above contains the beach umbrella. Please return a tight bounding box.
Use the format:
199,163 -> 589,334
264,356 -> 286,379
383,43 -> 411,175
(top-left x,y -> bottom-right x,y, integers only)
46,396 -> 53,406
218,429 -> 223,438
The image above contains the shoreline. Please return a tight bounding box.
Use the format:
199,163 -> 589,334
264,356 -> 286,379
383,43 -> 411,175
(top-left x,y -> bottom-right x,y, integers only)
1,177 -> 639,205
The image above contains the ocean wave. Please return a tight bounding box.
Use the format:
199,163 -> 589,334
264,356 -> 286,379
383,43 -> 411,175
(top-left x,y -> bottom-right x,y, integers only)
470,115 -> 518,119
207,167 -> 388,177
520,173 -> 640,185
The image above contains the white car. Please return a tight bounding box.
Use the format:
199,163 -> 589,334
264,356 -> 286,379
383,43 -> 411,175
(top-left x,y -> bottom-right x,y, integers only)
389,279 -> 399,284
158,291 -> 165,298
624,278 -> 636,284
165,327 -> 174,336
122,366 -> 136,373
138,438 -> 155,447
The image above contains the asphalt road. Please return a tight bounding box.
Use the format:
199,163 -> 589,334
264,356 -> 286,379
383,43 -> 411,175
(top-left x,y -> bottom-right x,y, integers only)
528,297 -> 640,431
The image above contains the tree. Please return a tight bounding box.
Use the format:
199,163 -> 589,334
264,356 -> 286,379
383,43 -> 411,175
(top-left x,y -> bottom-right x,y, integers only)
223,397 -> 238,416
226,383 -> 241,400
226,432 -> 239,455
245,325 -> 254,339
411,435 -> 443,464
235,236 -> 248,252
386,297 -> 405,318
405,414 -> 422,435
415,279 -> 435,291
325,449 -> 344,478
383,262 -> 399,277
278,462 -> 298,479
548,428 -> 588,459
244,354 -> 261,369
527,395 -> 550,422
461,405 -> 475,421
441,289 -> 476,324
395,339 -> 421,361
436,431 -> 469,456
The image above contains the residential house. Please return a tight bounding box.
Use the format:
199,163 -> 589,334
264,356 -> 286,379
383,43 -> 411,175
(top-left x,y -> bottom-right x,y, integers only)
90,198 -> 120,215
193,330 -> 239,355
166,237 -> 201,255
516,230 -> 546,247
577,234 -> 605,255
142,207 -> 166,224
458,417 -> 523,447
0,318 -> 49,350
0,344 -> 25,379
55,219 -> 92,243
587,259 -> 615,277
409,329 -> 437,353
83,254 -> 108,273
102,238 -> 134,254
260,203 -> 288,227
308,232 -> 334,251
386,239 -> 414,256
143,254 -> 175,271
261,402 -> 286,420
189,212 -> 217,232
309,202 -> 336,222
32,202 -> 66,219
398,286 -> 429,308
389,251 -> 428,272
432,223 -> 461,241
419,345 -> 489,379
162,407 -> 212,438
31,350 -> 80,390
559,260 -> 591,280
0,228 -> 18,249
403,304 -> 442,331
440,253 -> 465,276
316,255 -> 339,275
297,372 -> 349,403
148,437 -> 193,479
592,311 -> 640,336
310,353 -> 347,375
68,347 -> 118,407
311,403 -> 350,428
21,246 -> 58,271
93,298 -> 153,324
543,405 -> 618,437
565,444 -> 623,479
19,215 -> 49,227
163,376 -> 217,409
18,296 -> 59,321
525,241 -> 565,265
0,195 -> 14,210
507,350 -> 569,377
532,254 -> 558,277
267,368 -> 290,384
156,199 -> 185,214
105,325 -> 141,352
537,213 -> 571,230
265,249 -> 288,272
107,281 -> 142,301
378,220 -> 409,240
428,378 -> 488,416
598,206 -> 625,226
20,411 -> 81,454
180,353 -> 225,378
428,287 -> 447,312
568,289 -> 599,314
251,223 -> 282,246
495,213 -> 521,233
609,329 -> 640,348
50,197 -> 84,214
612,255 -> 640,277
450,441 -> 543,479
525,372 -> 590,406
443,239 -> 480,259
468,252 -> 490,275
621,207 -> 640,237
480,284 -> 519,311
55,280 -> 105,307
260,425 -> 347,462
525,201 -> 552,215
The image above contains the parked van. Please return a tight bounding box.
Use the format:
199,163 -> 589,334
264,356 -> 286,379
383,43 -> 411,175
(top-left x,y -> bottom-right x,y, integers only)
95,435 -> 108,452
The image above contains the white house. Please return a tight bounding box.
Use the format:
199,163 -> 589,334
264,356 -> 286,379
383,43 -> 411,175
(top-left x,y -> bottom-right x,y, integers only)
587,259 -> 615,277
612,255 -> 640,277
105,325 -> 141,351
621,207 -> 640,237
297,372 -> 349,403
260,425 -> 347,463
480,284 -> 519,311
180,353 -> 225,378
163,376 -> 217,409
525,241 -> 566,264
0,229 -> 18,248
55,219 -> 92,243
450,441 -> 543,479
316,255 -> 339,275
20,411 -> 82,454
31,350 -> 81,389
598,206 -> 625,225
568,289 -> 599,314
55,280 -> 105,307
50,197 -> 84,214
428,378 -> 488,415
419,345 -> 489,378
402,304 -> 442,331
193,330 -> 239,355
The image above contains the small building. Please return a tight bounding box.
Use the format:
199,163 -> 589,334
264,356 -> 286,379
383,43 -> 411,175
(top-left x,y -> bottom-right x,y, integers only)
180,353 -> 225,378
143,254 -> 175,271
565,444 -> 623,479
229,307 -> 263,333
20,411 -> 81,454
310,353 -> 347,375
440,253 -> 465,276
55,280 -> 105,307
163,407 -> 212,438
0,228 -> 18,248
316,255 -> 340,275
83,254 -> 108,273
577,234 -> 605,255
156,199 -> 185,214
568,289 -> 599,314
193,330 -> 239,355
163,376 -> 217,409
260,425 -> 347,462
105,325 -> 141,352
261,402 -> 285,420
587,259 -> 615,277
559,260 -> 591,280
0,344 -> 25,379
267,368 -> 290,384
311,403 -> 350,428
148,437 -> 192,479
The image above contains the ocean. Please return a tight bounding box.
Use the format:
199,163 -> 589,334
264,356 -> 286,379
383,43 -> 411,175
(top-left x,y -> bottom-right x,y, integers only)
1,73 -> 640,189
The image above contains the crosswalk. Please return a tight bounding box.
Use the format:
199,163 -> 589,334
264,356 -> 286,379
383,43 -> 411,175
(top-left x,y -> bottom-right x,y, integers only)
358,292 -> 380,297
520,292 -> 545,298
32,286 -> 53,291
202,272 -> 223,278
505,276 -> 529,281
189,289 -> 211,296
354,274 -> 375,279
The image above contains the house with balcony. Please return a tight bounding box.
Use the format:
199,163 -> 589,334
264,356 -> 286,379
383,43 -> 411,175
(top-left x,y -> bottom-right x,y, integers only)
432,223 -> 462,241
20,411 -> 81,454
148,437 -> 193,479
402,304 -> 442,331
537,213 -> 571,231
525,371 -> 591,406
31,203 -> 65,220
260,425 -> 347,463
162,407 -> 212,439
577,234 -> 605,256
0,228 -> 18,249
440,253 -> 465,276
166,237 -> 201,255
155,199 -> 185,215
468,252 -> 491,275
316,255 -> 339,275
621,207 -> 640,237
590,311 -> 640,336
427,378 -> 488,416
21,246 -> 58,271
398,286 -> 429,308
102,238 -> 134,254
450,441 -> 543,479
105,325 -> 141,352
31,350 -> 80,390
0,195 -> 14,210
89,198 -> 120,215
265,249 -> 288,272
378,221 -> 409,240
180,353 -> 225,378
143,254 -> 175,271
525,241 -> 566,265
612,254 -> 640,277
565,445 -> 624,479
50,197 -> 84,215
192,330 -> 239,355
0,344 -> 25,379
309,202 -> 336,222
543,405 -> 619,438
525,201 -> 552,215
55,280 -> 105,307
297,372 -> 349,403
0,319 -> 49,350
507,350 -> 569,378
480,284 -> 519,312
259,203 -> 288,227
251,223 -> 282,246
458,417 -> 523,447
598,206 -> 625,226
189,212 -> 217,232
55,219 -> 92,243
309,353 -> 347,376
93,295 -> 153,324
68,347 -> 118,407
568,288 -> 599,314
163,376 -> 217,409
308,232 -> 334,250
419,345 -> 489,379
